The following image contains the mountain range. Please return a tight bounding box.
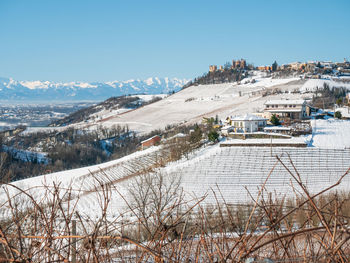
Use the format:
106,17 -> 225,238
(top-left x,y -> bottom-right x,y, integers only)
0,77 -> 190,102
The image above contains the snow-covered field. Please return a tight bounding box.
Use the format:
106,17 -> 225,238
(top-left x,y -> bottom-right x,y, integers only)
19,75 -> 348,137
2,143 -> 350,220
20,126 -> 66,135
301,78 -> 350,92
305,119 -> 350,149
87,77 -> 308,135
163,146 -> 350,205
2,77 -> 350,220
0,146 -> 162,219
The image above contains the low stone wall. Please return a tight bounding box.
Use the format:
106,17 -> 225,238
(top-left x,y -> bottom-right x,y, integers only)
220,142 -> 307,148
227,133 -> 290,140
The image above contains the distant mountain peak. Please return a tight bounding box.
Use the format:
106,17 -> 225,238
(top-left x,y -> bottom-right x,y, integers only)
0,77 -> 190,102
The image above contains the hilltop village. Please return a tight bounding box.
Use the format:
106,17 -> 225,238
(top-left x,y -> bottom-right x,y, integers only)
210,58 -> 350,77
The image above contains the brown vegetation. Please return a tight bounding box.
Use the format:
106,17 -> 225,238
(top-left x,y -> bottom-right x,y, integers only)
0,152 -> 350,262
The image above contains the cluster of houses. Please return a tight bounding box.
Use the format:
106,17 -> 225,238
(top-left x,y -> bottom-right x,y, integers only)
221,99 -> 311,136
258,59 -> 350,77
140,95 -> 350,148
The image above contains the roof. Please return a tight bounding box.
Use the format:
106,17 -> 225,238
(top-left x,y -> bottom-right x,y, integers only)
264,99 -> 306,105
221,125 -> 234,130
174,132 -> 186,138
265,109 -> 303,113
230,114 -> 267,121
264,126 -> 291,131
141,135 -> 161,144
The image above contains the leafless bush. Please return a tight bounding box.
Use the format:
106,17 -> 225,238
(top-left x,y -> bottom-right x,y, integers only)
0,155 -> 349,262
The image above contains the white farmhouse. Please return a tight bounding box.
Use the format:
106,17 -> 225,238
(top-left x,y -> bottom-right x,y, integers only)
264,99 -> 309,120
226,114 -> 267,133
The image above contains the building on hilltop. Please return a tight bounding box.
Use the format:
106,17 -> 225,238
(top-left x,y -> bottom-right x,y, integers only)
263,99 -> 310,120
209,59 -> 247,72
231,59 -> 236,69
289,62 -> 302,70
240,59 -> 246,69
209,65 -> 217,72
235,60 -> 241,68
257,65 -> 272,71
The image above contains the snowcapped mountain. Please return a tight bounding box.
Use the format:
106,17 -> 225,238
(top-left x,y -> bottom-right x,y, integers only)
0,77 -> 190,102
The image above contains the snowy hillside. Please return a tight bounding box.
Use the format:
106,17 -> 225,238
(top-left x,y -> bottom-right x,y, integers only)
305,119 -> 350,149
2,143 -> 350,219
85,77 -> 308,134
0,77 -> 189,102
300,78 -> 350,92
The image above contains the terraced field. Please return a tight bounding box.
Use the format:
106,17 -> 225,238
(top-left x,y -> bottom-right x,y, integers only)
1,145 -> 350,219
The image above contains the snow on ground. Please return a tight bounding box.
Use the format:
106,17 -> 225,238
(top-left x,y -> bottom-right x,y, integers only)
221,137 -> 306,145
132,94 -> 168,101
240,76 -> 300,89
89,77 -> 307,135
335,107 -> 350,119
161,146 -> 350,206
3,76 -> 350,220
2,145 -> 49,164
305,119 -> 350,149
15,77 -> 306,136
89,108 -> 133,122
74,94 -> 168,125
0,146 -> 162,220
20,126 -> 66,135
300,78 -> 350,92
2,117 -> 350,219
13,145 -> 160,189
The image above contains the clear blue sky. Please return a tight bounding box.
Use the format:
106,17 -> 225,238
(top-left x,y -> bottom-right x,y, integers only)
0,0 -> 349,82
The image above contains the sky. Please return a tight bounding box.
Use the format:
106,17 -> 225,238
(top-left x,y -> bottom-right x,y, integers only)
0,0 -> 349,82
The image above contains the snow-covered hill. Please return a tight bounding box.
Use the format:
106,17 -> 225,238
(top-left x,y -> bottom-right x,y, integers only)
2,134 -> 350,218
87,77 -> 307,134
27,76 -> 310,134
0,77 -> 189,102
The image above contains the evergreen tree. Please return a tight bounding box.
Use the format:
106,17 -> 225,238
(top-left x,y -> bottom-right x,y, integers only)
190,124 -> 202,143
208,130 -> 219,142
335,111 -> 342,119
270,114 -> 280,125
272,61 -> 278,71
336,98 -> 343,106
